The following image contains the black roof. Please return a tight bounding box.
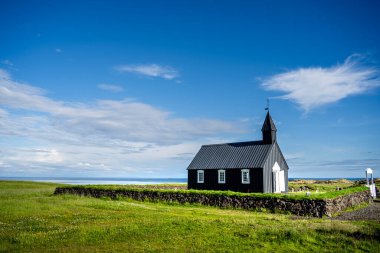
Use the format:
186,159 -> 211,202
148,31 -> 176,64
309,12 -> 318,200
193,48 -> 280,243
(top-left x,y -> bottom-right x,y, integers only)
261,111 -> 277,132
187,141 -> 273,170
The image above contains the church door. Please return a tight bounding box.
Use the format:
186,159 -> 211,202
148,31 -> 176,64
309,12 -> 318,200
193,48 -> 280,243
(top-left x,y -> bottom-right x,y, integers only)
272,162 -> 285,193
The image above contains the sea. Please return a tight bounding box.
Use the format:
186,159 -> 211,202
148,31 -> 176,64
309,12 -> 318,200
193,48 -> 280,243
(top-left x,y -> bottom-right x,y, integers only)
0,177 -> 364,185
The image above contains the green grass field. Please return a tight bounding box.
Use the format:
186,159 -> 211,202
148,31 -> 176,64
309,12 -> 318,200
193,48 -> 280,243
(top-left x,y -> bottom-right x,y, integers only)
0,181 -> 379,252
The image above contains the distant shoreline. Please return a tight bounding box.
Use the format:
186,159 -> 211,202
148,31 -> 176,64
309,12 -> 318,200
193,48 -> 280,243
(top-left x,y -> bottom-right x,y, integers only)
0,177 -> 368,185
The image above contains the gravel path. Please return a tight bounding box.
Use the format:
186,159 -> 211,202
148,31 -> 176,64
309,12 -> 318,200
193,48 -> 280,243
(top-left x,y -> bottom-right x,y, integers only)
332,201 -> 380,221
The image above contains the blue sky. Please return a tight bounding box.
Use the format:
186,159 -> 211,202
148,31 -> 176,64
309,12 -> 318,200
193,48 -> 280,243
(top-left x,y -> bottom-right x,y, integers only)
1,0 -> 380,178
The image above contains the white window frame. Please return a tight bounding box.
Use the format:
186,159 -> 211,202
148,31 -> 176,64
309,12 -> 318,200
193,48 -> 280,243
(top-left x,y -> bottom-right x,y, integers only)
241,169 -> 250,184
218,170 -> 226,184
197,170 -> 204,183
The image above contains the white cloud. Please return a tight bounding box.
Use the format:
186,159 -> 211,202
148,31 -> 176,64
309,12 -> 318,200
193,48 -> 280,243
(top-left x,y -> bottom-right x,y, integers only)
117,64 -> 179,80
0,69 -> 244,177
55,48 -> 62,53
261,55 -> 380,111
97,83 -> 124,92
0,69 -> 239,143
6,148 -> 64,164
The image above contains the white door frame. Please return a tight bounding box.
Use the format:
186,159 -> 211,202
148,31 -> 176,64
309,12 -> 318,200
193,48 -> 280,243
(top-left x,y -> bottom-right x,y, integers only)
272,162 -> 284,193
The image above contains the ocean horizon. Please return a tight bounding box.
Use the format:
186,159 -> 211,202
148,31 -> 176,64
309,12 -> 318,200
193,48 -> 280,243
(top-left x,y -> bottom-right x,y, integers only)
0,177 -> 366,185
0,177 -> 188,185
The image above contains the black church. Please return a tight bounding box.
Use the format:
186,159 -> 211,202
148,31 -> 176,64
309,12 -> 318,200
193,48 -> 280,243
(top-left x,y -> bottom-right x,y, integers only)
187,112 -> 289,193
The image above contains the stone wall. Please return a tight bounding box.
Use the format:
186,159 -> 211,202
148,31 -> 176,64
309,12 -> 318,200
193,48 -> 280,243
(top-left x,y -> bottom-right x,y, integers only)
325,190 -> 373,215
54,187 -> 372,217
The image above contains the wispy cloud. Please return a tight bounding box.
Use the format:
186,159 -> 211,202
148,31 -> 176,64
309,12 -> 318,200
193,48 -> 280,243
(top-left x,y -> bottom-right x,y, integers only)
261,54 -> 380,111
97,83 -> 124,92
116,64 -> 179,80
0,69 -> 243,177
55,48 -> 62,53
0,69 -> 239,143
318,158 -> 380,168
289,157 -> 380,178
1,60 -> 13,66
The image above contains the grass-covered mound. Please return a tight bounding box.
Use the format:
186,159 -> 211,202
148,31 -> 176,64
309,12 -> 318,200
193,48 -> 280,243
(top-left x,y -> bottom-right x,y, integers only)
289,179 -> 362,191
59,183 -> 368,200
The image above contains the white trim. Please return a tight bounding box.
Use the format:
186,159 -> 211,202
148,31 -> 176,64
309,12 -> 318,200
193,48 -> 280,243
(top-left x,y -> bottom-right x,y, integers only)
218,170 -> 226,184
279,170 -> 285,192
241,169 -> 250,184
272,162 -> 281,172
272,162 -> 285,193
197,170 -> 204,183
273,171 -> 280,193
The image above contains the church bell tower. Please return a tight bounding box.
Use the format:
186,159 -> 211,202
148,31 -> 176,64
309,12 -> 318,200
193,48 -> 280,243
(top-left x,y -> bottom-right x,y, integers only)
261,111 -> 277,144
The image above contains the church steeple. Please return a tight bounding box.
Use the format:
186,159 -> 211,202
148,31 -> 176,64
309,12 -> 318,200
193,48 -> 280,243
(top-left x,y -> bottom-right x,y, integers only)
261,111 -> 277,144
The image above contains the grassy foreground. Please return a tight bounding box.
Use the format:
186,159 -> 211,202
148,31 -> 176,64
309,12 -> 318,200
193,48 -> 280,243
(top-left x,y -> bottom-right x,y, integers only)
0,181 -> 379,252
